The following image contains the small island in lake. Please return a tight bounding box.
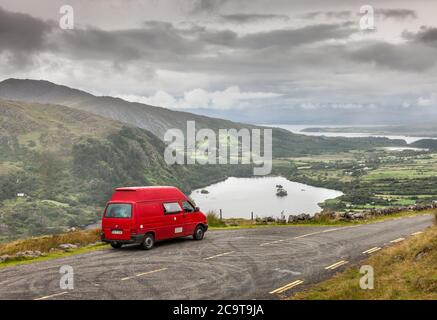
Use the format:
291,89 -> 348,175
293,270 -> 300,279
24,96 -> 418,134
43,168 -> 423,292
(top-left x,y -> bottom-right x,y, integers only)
276,185 -> 288,197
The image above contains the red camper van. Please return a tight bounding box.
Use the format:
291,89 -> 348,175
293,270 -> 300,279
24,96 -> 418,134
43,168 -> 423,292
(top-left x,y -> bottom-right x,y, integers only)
101,186 -> 208,249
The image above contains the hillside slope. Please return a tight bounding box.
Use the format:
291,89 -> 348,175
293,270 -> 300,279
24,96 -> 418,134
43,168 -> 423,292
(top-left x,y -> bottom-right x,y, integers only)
0,79 -> 405,157
0,99 -> 251,241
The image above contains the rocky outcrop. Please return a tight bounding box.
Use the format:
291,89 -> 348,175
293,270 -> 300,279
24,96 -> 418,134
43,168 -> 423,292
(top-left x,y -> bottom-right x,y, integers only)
288,214 -> 311,223
58,243 -> 78,250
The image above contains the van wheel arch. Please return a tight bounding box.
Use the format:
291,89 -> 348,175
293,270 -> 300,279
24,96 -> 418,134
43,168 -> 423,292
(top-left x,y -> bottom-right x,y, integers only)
193,224 -> 205,240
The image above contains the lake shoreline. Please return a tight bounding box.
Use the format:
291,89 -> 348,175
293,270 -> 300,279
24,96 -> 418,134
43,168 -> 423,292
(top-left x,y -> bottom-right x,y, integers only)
190,176 -> 343,219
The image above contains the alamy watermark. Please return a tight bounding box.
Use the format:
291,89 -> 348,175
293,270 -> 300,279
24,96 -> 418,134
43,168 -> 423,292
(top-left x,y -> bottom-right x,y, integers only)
59,5 -> 74,30
359,5 -> 375,30
359,265 -> 374,290
164,121 -> 272,176
60,265 -> 74,290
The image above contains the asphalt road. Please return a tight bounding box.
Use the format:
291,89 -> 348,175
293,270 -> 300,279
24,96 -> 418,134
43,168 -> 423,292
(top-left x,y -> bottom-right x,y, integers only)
0,214 -> 434,300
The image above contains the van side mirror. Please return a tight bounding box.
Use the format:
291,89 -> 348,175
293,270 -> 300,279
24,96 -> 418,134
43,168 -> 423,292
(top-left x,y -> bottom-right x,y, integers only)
194,207 -> 200,212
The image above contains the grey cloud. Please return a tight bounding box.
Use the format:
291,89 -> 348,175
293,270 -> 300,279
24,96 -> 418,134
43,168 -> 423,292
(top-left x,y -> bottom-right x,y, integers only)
51,25 -> 203,64
49,20 -> 356,65
237,23 -> 356,49
191,0 -> 230,13
300,11 -> 353,20
220,13 -> 289,24
301,8 -> 417,21
346,41 -> 437,72
378,9 -> 417,20
196,23 -> 356,49
411,27 -> 437,46
0,7 -> 52,54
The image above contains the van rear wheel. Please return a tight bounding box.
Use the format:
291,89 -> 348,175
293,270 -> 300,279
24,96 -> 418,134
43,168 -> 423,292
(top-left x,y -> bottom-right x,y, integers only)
111,242 -> 122,249
193,225 -> 205,240
140,233 -> 155,250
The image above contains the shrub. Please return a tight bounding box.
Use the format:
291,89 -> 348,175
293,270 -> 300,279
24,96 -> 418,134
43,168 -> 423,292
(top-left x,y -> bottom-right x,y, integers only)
206,211 -> 226,227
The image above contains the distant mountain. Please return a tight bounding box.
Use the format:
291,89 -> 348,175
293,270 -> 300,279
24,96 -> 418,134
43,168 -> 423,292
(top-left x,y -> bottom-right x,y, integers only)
0,78 -> 237,139
0,79 -> 405,157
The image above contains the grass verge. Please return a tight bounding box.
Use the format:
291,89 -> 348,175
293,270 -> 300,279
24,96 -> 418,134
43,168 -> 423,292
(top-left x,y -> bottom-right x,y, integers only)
0,243 -> 109,269
290,223 -> 437,300
0,229 -> 101,255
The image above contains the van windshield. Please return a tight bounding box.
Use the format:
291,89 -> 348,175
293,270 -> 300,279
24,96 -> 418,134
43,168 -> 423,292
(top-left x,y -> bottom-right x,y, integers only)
105,204 -> 132,219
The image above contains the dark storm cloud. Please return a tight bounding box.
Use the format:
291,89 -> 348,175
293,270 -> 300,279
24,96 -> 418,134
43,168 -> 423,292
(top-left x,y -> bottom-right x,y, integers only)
220,13 -> 289,24
0,6 -> 53,65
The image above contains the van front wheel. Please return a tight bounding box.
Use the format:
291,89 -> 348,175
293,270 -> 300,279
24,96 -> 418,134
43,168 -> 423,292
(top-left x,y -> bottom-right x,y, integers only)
141,233 -> 155,250
193,226 -> 205,240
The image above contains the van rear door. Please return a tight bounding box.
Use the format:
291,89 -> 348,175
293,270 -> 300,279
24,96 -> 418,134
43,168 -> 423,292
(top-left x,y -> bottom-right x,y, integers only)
102,203 -> 134,241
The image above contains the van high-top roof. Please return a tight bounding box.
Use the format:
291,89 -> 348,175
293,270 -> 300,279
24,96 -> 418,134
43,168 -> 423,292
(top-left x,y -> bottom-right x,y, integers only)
110,186 -> 187,202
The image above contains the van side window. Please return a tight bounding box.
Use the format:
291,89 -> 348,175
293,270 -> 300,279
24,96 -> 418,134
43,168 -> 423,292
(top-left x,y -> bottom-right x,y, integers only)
182,201 -> 195,213
163,202 -> 182,214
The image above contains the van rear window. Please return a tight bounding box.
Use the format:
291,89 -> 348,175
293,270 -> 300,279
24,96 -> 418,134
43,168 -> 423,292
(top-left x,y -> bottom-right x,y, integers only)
105,204 -> 132,218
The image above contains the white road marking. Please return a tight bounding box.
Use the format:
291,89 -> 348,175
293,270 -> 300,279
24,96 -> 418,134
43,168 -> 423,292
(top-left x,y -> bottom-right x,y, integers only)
390,238 -> 405,244
121,267 -> 168,281
34,291 -> 68,300
204,251 -> 235,260
273,268 -> 301,276
293,231 -> 323,239
269,280 -> 304,294
411,231 -> 423,236
363,247 -> 382,254
260,239 -> 285,246
325,260 -> 349,270
322,228 -> 337,233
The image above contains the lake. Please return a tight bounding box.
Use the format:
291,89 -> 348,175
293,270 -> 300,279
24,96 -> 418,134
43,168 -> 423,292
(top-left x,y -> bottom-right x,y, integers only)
264,124 -> 434,144
190,176 -> 343,219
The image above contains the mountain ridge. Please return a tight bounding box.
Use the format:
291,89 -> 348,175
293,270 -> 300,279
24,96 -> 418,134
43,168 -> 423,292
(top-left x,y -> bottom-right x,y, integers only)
0,78 -> 406,157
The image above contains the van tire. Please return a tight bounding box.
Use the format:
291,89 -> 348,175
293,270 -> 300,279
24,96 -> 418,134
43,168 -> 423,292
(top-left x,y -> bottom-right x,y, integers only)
193,225 -> 205,240
141,233 -> 155,250
111,242 -> 122,249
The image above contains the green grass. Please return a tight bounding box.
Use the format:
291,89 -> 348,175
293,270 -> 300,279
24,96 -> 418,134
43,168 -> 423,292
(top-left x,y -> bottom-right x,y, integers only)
206,211 -> 226,227
0,243 -> 109,269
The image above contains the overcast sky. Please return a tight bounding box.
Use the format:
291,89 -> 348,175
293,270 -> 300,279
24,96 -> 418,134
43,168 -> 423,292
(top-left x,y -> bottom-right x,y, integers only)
0,0 -> 436,122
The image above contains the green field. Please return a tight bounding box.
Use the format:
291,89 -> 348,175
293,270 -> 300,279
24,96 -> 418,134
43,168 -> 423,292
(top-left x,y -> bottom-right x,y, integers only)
273,148 -> 437,211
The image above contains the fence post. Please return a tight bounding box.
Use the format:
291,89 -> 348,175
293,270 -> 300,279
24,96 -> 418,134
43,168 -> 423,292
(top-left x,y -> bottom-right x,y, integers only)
220,209 -> 222,220
251,212 -> 254,221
